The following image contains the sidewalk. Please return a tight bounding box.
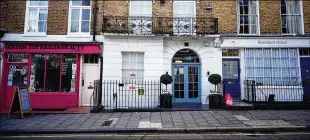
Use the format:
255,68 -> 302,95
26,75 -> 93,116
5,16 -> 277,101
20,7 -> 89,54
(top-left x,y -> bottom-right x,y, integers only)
1,110 -> 310,134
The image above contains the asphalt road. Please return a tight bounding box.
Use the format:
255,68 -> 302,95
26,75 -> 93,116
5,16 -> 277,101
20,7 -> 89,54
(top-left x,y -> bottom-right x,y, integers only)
1,132 -> 310,140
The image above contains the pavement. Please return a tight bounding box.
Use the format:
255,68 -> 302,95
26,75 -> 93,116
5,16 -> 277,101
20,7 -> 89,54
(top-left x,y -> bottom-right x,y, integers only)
1,132 -> 310,140
1,110 -> 310,134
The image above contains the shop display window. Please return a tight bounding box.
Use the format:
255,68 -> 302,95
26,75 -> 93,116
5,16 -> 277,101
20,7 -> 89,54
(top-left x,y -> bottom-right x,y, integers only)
29,54 -> 77,92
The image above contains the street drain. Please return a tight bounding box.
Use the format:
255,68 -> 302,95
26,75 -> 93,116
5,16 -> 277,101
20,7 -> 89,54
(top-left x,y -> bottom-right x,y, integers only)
102,120 -> 113,126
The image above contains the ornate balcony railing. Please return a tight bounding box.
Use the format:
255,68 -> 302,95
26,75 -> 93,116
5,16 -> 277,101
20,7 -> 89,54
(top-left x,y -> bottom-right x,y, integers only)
102,16 -> 218,36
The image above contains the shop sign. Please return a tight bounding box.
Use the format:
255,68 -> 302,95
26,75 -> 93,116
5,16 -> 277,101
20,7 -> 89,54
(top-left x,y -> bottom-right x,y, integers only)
2,44 -> 101,54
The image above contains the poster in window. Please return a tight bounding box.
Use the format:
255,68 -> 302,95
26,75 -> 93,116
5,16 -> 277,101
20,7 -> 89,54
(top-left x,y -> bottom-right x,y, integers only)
130,72 -> 136,77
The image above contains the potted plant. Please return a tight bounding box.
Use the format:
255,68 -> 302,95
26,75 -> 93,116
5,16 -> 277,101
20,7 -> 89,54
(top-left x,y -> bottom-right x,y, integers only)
159,72 -> 173,108
207,74 -> 224,109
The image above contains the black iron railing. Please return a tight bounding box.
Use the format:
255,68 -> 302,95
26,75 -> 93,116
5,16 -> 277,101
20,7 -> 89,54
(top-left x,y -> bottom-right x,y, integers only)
102,16 -> 218,36
101,80 -> 164,112
244,80 -> 304,103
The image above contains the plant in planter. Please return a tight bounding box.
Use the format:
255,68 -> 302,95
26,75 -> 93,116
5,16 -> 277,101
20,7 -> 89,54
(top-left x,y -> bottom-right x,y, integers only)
159,72 -> 173,108
207,74 -> 224,109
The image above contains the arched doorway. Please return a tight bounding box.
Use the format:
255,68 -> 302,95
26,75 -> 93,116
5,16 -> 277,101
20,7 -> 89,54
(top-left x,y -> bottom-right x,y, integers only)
172,49 -> 201,103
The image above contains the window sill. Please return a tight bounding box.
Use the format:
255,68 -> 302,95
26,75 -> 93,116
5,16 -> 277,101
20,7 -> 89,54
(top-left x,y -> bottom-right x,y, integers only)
66,34 -> 91,38
22,34 -> 47,37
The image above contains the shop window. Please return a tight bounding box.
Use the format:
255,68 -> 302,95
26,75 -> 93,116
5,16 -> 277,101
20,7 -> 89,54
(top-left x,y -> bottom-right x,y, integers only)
222,49 -> 239,57
84,54 -> 98,64
244,48 -> 300,86
7,53 -> 29,62
29,54 -> 77,92
61,54 -> 77,92
122,52 -> 144,81
299,48 -> 310,56
8,65 -> 28,86
25,0 -> 48,34
237,0 -> 258,35
69,0 -> 91,34
45,54 -> 61,92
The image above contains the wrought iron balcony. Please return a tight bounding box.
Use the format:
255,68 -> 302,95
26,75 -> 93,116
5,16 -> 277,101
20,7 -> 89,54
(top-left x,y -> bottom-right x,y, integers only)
102,16 -> 218,36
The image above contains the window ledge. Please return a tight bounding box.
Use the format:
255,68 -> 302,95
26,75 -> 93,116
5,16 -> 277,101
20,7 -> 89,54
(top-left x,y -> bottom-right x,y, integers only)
22,33 -> 47,37
66,34 -> 91,38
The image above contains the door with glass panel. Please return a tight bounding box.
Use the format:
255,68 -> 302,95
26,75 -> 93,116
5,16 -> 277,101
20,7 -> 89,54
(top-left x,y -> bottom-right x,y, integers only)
173,65 -> 200,103
222,59 -> 241,99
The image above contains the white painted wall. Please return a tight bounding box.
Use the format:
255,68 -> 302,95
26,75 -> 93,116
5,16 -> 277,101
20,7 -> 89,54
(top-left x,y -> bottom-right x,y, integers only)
101,36 -> 222,108
163,37 -> 222,104
102,37 -> 164,81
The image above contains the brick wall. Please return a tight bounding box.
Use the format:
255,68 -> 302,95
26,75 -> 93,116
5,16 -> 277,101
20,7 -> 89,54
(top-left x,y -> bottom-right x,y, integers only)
90,0 -> 104,35
152,1 -> 173,34
103,1 -> 128,16
303,1 -> 310,34
0,0 -> 8,29
47,0 -> 69,35
197,1 -> 237,34
260,1 -> 281,34
6,0 -> 26,33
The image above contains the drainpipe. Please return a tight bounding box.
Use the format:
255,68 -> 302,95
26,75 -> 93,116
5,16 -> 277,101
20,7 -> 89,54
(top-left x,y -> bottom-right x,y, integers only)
98,53 -> 103,111
92,0 -> 97,42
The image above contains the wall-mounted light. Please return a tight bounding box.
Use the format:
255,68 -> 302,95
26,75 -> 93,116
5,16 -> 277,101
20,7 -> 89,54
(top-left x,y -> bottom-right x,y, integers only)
206,3 -> 213,11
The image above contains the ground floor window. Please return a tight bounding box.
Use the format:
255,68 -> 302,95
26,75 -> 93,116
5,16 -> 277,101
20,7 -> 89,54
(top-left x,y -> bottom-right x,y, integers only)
30,54 -> 77,92
244,48 -> 300,86
122,52 -> 144,81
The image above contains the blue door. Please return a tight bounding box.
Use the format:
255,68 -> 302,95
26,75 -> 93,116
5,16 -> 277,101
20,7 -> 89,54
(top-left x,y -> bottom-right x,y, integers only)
222,59 -> 241,99
172,64 -> 200,103
300,57 -> 310,94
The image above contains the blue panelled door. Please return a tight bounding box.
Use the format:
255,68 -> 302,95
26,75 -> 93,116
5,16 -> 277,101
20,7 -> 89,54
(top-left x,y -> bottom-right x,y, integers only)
173,64 -> 200,103
222,59 -> 241,99
300,57 -> 310,94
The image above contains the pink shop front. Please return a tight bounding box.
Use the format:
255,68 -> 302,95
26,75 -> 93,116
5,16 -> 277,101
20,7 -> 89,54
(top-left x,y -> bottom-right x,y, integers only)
0,43 -> 101,112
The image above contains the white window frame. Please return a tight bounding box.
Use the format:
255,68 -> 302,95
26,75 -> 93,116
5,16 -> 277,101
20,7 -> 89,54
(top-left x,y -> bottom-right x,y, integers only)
280,0 -> 304,35
237,0 -> 260,35
24,0 -> 49,35
173,1 -> 196,35
121,52 -> 144,81
129,0 -> 152,16
68,0 -> 92,35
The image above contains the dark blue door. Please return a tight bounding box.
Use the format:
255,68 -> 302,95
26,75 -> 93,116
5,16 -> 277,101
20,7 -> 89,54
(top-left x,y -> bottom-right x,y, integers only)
222,59 -> 241,99
300,57 -> 310,94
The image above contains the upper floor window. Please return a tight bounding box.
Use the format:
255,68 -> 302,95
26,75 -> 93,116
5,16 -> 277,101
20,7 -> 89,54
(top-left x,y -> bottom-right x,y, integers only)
25,0 -> 48,34
69,0 -> 91,34
281,0 -> 303,35
237,0 -> 258,35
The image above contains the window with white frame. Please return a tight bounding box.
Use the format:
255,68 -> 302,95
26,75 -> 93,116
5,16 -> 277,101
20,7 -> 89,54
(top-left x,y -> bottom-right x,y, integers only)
281,0 -> 302,35
237,0 -> 258,35
130,1 -> 152,16
122,52 -> 144,81
129,1 -> 152,35
173,1 -> 196,35
244,48 -> 300,86
69,0 -> 91,34
25,0 -> 48,34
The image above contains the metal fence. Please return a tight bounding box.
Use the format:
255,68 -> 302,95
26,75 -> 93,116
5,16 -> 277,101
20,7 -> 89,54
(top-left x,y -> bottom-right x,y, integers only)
99,80 -> 164,112
244,80 -> 304,103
